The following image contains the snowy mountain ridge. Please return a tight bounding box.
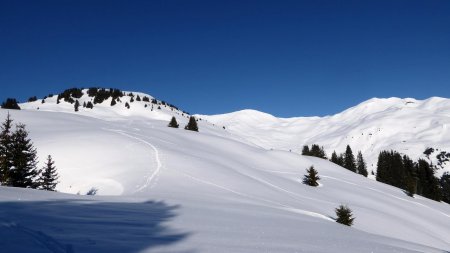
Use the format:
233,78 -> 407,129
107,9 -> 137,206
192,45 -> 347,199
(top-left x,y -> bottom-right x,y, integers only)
199,96 -> 450,175
1,88 -> 449,252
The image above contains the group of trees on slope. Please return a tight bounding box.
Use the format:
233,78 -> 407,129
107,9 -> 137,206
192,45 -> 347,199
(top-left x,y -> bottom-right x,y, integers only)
1,87 -> 186,114
376,150 -> 443,201
168,116 -> 199,132
302,142 -> 449,203
302,144 -> 368,177
1,98 -> 21,110
0,114 -> 58,191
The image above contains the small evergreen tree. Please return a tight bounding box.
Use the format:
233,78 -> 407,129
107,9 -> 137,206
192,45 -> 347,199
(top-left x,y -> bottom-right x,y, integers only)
38,155 -> 59,191
9,124 -> 40,188
1,98 -> 21,110
330,151 -> 339,164
301,145 -> 310,155
335,205 -> 355,226
308,144 -> 327,159
337,154 -> 345,167
343,145 -> 356,172
125,102 -> 130,109
303,166 -> 320,187
185,116 -> 199,132
28,96 -> 38,102
86,101 -> 94,109
0,113 -> 14,184
74,100 -> 80,112
168,116 -> 179,128
356,151 -> 368,177
111,98 -> 116,106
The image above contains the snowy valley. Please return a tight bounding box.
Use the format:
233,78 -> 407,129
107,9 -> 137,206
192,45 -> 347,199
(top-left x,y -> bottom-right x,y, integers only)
0,88 -> 449,253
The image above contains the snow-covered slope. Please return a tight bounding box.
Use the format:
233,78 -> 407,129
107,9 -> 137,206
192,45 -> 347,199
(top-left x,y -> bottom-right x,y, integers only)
199,97 -> 450,175
1,91 -> 450,252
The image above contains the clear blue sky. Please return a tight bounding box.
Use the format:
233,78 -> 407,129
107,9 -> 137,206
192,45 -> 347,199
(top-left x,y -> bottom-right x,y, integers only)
1,0 -> 449,117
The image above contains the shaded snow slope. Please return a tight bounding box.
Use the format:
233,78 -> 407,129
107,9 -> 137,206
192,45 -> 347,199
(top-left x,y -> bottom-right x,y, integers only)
1,106 -> 450,252
199,97 -> 450,175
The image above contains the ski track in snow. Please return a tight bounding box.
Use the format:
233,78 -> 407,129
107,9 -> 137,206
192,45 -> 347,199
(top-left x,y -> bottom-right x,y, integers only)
241,167 -> 335,205
107,129 -> 162,193
322,175 -> 450,220
179,171 -> 334,222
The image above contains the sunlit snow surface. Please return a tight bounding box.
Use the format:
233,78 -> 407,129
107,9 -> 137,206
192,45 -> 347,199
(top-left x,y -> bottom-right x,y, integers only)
199,97 -> 450,176
0,93 -> 449,252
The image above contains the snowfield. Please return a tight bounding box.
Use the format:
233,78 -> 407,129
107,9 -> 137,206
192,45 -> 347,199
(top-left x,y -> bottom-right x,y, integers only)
1,92 -> 450,252
199,97 -> 450,176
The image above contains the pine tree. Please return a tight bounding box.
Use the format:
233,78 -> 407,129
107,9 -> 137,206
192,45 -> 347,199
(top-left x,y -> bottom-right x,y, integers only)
309,144 -> 327,159
125,102 -> 130,109
28,96 -> 38,102
86,101 -> 94,109
343,145 -> 356,172
9,124 -> 40,188
303,166 -> 320,187
403,155 -> 417,197
185,116 -> 198,132
335,205 -> 355,226
301,145 -> 310,155
337,154 -> 345,167
330,151 -> 339,164
38,155 -> 59,191
74,100 -> 80,112
0,113 -> 14,184
416,159 -> 441,201
168,116 -> 179,128
1,98 -> 21,110
111,98 -> 116,106
356,151 -> 368,177
376,150 -> 406,189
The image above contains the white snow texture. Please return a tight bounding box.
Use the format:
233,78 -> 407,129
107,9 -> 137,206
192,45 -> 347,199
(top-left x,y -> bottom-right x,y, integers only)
0,90 -> 449,253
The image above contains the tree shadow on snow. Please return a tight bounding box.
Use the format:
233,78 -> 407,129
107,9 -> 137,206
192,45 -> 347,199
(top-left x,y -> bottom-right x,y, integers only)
0,199 -> 192,253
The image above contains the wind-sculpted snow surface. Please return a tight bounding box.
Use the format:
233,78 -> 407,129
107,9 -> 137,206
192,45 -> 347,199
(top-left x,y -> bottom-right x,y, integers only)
0,94 -> 450,252
199,97 -> 450,175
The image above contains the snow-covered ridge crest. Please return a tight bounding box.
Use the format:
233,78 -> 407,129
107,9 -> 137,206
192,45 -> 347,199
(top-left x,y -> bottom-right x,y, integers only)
19,88 -> 189,121
199,96 -> 450,174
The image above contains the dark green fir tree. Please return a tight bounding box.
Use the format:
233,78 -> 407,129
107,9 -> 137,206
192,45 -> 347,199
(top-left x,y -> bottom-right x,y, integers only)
168,116 -> 179,128
356,151 -> 368,177
185,116 -> 199,132
38,155 -> 59,191
343,145 -> 356,172
303,166 -> 320,187
9,124 -> 40,188
335,205 -> 355,226
0,113 -> 14,184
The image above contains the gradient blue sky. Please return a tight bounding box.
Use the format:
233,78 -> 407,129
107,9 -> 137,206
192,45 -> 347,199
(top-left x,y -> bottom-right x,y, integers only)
1,0 -> 449,117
